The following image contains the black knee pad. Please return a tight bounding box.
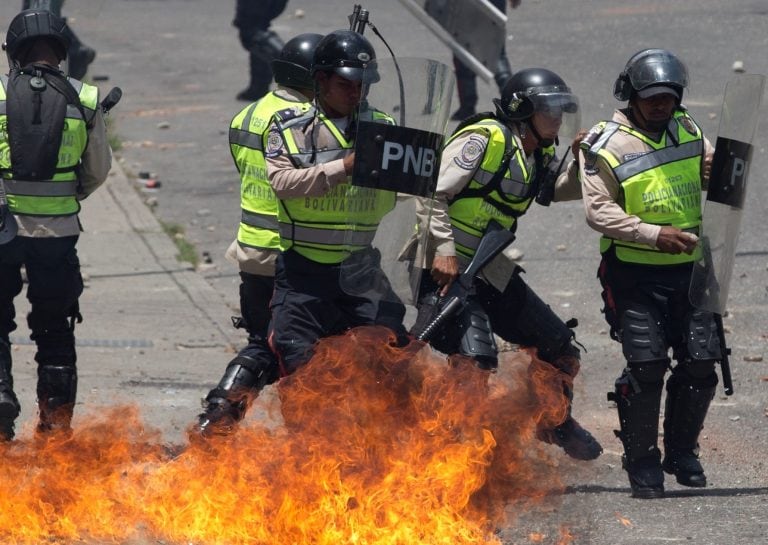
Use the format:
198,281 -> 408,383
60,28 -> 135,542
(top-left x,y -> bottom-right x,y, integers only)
456,299 -> 498,370
683,309 -> 722,362
620,308 -> 668,364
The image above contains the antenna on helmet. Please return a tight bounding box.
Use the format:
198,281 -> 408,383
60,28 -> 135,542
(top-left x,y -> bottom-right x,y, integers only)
346,4 -> 405,125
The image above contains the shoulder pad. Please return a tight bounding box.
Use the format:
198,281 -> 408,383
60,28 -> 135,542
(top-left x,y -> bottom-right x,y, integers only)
274,107 -> 302,123
581,121 -> 620,156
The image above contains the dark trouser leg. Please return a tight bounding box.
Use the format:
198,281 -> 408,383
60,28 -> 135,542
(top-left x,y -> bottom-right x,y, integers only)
25,237 -> 83,434
195,273 -> 280,436
452,56 -> 477,120
0,255 -> 23,441
662,366 -> 717,487
63,22 -> 96,80
538,348 -> 603,461
238,27 -> 284,101
487,277 -> 602,460
0,338 -> 20,441
610,365 -> 666,498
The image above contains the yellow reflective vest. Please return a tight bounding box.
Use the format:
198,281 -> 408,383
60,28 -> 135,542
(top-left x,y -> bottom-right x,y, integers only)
590,110 -> 704,265
0,76 -> 98,217
447,119 -> 553,262
229,91 -> 312,251
275,108 -> 397,264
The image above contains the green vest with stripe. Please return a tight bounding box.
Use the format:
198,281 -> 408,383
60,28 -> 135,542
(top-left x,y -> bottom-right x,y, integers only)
0,75 -> 98,217
447,119 -> 553,262
588,110 -> 704,265
275,108 -> 397,264
229,91 -> 311,251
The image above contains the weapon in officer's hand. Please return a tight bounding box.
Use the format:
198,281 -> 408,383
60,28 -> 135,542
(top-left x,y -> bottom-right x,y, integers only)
694,236 -> 734,395
100,86 -> 122,113
414,222 -> 515,342
534,149 -> 570,207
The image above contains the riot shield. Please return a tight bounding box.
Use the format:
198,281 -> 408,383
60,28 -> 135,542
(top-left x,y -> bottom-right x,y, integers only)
340,56 -> 454,305
397,0 -> 506,83
689,74 -> 766,314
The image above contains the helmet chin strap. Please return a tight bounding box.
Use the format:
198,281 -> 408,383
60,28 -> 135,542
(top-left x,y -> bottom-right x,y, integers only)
524,119 -> 555,148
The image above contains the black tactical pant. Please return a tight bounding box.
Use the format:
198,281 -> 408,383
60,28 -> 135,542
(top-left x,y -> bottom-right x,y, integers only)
415,270 -> 579,370
268,248 -> 407,375
598,251 -> 719,466
0,236 -> 82,366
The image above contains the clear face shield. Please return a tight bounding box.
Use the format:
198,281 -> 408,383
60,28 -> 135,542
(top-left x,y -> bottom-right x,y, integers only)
529,91 -> 581,149
628,52 -> 689,92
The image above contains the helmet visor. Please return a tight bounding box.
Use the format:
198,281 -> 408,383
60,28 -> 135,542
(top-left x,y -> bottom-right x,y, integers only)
530,91 -> 579,117
338,63 -> 380,83
628,51 -> 688,91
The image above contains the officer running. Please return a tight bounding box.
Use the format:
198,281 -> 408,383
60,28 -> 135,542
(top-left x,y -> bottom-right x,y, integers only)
265,29 -> 407,375
0,9 -> 112,440
410,68 -> 603,461
580,49 -> 717,498
194,33 -> 324,437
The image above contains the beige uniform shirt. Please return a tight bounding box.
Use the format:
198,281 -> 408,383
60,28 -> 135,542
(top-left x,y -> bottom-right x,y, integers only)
15,107 -> 112,237
265,108 -> 350,199
225,86 -> 310,276
414,124 -> 581,267
579,108 -> 714,248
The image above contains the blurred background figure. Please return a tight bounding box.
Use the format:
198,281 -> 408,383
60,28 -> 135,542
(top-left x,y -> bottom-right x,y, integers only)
450,0 -> 520,120
22,0 -> 96,80
233,0 -> 288,101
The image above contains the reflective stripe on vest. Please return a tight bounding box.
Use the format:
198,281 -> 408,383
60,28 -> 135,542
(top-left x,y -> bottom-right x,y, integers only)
230,92 -> 311,250
597,111 -> 704,265
0,75 -> 96,217
446,119 -> 543,262
277,108 -> 396,264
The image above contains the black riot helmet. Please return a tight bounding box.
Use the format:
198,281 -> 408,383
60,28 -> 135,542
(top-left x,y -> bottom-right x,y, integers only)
3,9 -> 70,66
494,68 -> 578,121
310,29 -> 379,83
272,33 -> 324,90
613,49 -> 688,103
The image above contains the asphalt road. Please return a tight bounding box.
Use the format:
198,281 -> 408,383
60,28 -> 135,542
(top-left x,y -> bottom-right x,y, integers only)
1,1 -> 767,543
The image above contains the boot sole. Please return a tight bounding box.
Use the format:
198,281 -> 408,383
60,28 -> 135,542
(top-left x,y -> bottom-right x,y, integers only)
631,486 -> 665,499
662,464 -> 707,488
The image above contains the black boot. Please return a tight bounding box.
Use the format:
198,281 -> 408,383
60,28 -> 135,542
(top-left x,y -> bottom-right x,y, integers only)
610,369 -> 665,498
0,340 -> 20,441
540,415 -> 603,461
36,364 -> 77,435
537,356 -> 603,460
193,355 -> 278,438
662,370 -> 717,488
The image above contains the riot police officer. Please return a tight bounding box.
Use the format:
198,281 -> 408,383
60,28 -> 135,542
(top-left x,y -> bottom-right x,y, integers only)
233,0 -> 288,101
411,68 -> 602,461
265,29 -> 406,375
0,9 -> 112,440
580,49 -> 717,498
194,33 -> 323,437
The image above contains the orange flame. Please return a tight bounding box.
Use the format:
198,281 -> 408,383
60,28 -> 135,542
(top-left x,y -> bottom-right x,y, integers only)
615,511 -> 634,528
0,326 -> 572,544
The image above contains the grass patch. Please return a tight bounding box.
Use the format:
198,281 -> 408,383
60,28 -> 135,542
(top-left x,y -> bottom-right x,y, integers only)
160,222 -> 199,268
